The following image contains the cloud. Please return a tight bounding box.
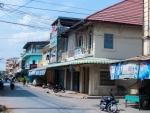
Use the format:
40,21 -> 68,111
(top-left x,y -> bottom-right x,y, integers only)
18,15 -> 32,24
8,31 -> 50,45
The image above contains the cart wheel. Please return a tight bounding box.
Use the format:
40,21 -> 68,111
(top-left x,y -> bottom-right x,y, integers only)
141,100 -> 149,109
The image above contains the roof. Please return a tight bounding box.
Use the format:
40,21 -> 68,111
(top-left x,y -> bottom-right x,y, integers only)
126,55 -> 150,61
23,41 -> 49,49
87,0 -> 143,26
51,16 -> 82,27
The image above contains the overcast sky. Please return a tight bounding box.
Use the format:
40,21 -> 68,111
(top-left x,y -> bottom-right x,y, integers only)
0,0 -> 121,70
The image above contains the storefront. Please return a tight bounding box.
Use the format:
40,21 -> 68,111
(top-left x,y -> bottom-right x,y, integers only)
110,56 -> 150,109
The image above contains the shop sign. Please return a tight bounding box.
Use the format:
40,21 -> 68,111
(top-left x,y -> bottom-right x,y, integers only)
30,64 -> 37,69
110,62 -> 139,80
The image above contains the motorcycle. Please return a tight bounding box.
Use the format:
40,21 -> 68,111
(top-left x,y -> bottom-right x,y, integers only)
53,84 -> 65,93
100,93 -> 119,113
10,81 -> 15,90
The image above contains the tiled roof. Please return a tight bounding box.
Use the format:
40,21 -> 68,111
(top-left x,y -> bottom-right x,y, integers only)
87,0 -> 143,25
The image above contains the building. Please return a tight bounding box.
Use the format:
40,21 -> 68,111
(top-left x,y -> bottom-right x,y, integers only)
21,41 -> 49,71
6,57 -> 19,76
49,17 -> 82,63
30,0 -> 143,96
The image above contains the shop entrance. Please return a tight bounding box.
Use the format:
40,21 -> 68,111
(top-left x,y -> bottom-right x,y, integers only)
73,72 -> 80,92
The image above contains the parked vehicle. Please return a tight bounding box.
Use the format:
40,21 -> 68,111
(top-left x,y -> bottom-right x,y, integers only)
0,79 -> 4,89
100,92 -> 119,113
53,84 -> 65,93
10,81 -> 15,90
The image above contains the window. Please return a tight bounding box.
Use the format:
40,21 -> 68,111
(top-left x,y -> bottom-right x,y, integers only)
88,31 -> 93,49
100,71 -> 115,86
76,33 -> 83,48
104,33 -> 114,49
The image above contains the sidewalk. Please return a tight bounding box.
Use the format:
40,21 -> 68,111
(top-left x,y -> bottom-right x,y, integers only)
28,84 -> 88,99
27,84 -> 124,99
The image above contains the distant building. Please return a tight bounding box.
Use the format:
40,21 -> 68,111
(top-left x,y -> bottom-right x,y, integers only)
21,41 -> 49,71
6,57 -> 19,76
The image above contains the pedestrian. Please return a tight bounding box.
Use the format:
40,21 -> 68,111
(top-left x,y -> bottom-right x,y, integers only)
23,77 -> 26,86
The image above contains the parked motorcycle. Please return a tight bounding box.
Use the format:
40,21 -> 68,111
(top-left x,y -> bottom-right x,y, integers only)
53,84 -> 65,93
100,93 -> 119,113
0,79 -> 4,90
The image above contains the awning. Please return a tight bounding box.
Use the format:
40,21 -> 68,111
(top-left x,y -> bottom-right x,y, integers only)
47,57 -> 119,68
28,67 -> 46,76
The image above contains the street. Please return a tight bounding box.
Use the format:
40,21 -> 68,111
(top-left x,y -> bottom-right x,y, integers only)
0,83 -> 150,113
0,83 -> 100,113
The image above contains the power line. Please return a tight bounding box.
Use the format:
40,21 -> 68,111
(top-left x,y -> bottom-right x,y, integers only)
11,0 -> 35,12
31,0 -> 95,11
0,7 -> 53,26
3,3 -> 89,15
0,19 -> 50,30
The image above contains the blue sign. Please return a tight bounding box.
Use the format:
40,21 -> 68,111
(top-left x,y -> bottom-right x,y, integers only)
139,61 -> 150,80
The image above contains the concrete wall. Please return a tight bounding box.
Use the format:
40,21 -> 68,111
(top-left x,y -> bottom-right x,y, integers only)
68,32 -> 76,51
93,23 -> 143,59
88,64 -> 116,96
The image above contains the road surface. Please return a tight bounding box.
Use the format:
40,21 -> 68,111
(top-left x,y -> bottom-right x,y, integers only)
0,83 -> 99,113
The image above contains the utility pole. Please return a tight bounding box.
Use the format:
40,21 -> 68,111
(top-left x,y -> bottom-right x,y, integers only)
143,0 -> 150,55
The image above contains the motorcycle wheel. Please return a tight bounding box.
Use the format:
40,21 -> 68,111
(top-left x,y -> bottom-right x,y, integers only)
107,104 -> 118,113
99,102 -> 105,111
53,89 -> 58,93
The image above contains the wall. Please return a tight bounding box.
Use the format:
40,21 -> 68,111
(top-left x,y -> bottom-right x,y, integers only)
93,23 -> 143,59
88,64 -> 116,96
67,32 -> 76,51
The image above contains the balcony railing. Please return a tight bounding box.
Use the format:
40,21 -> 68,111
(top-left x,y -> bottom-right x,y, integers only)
22,52 -> 42,59
58,47 -> 93,62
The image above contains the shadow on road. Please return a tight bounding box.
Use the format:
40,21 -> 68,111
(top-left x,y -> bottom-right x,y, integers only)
0,84 -> 37,97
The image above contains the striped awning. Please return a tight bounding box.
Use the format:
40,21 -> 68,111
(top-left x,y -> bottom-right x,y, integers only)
47,57 -> 119,68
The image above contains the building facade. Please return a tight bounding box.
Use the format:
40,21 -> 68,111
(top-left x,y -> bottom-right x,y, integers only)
21,41 -> 49,71
6,57 -> 19,76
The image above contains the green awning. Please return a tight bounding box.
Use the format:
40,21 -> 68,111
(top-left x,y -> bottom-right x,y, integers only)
46,57 -> 119,68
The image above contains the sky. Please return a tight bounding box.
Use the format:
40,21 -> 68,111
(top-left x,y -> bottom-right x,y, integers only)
0,0 -> 121,70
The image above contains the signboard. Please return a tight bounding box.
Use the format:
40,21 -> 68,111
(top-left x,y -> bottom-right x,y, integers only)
139,61 -> 150,80
120,63 -> 139,79
50,26 -> 57,48
110,62 -> 139,80
30,64 -> 37,69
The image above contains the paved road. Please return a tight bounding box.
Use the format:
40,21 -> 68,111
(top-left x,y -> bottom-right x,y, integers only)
0,83 -> 99,113
0,83 -> 150,113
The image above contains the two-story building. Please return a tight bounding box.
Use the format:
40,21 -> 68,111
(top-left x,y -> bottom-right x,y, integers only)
33,0 -> 143,96
22,41 -> 49,72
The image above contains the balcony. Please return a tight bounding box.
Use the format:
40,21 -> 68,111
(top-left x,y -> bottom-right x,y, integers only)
59,48 -> 93,62
22,52 -> 42,59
